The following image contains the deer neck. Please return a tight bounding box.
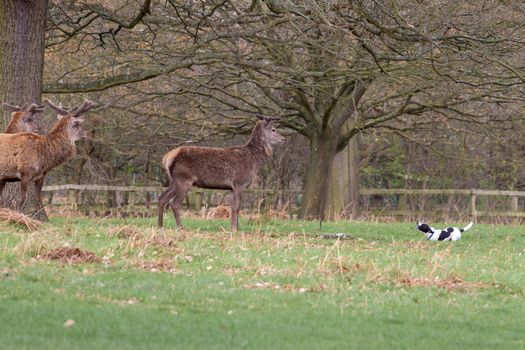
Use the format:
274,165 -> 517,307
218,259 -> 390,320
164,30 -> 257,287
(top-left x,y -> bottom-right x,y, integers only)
41,121 -> 76,171
246,137 -> 272,163
246,123 -> 272,162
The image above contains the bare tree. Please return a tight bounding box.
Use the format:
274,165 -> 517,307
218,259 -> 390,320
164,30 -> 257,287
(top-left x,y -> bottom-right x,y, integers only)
153,0 -> 525,220
11,0 -> 525,222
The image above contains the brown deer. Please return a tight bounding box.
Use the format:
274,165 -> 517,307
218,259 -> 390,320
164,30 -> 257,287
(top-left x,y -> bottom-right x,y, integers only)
158,114 -> 284,231
2,102 -> 44,133
0,99 -> 96,214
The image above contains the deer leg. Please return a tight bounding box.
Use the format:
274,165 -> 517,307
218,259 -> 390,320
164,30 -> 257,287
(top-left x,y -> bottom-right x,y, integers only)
157,187 -> 178,228
17,177 -> 30,212
230,187 -> 243,232
169,200 -> 183,227
34,177 -> 46,217
169,182 -> 191,227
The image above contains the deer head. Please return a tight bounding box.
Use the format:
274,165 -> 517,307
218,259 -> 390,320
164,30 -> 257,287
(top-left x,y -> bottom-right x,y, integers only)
256,113 -> 285,145
44,98 -> 97,142
2,102 -> 44,133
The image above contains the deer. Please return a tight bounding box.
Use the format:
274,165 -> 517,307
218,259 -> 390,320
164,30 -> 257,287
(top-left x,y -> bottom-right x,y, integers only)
0,98 -> 96,214
158,114 -> 284,231
2,102 -> 44,133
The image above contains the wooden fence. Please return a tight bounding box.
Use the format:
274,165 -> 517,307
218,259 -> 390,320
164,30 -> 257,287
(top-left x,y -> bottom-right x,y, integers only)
41,184 -> 301,217
41,185 -> 525,221
360,188 -> 525,221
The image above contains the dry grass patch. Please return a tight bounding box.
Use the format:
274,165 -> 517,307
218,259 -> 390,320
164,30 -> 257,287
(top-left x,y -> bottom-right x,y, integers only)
348,261 -> 489,291
264,208 -> 290,220
0,208 -> 42,231
135,259 -> 178,273
40,246 -> 100,264
316,245 -> 491,292
206,205 -> 231,219
107,225 -> 142,239
109,227 -> 181,253
244,281 -> 328,293
10,229 -> 61,259
395,274 -> 489,291
45,206 -> 83,218
145,231 -> 177,248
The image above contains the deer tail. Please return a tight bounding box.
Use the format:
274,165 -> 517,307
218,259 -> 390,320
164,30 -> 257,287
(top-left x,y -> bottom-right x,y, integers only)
162,152 -> 175,183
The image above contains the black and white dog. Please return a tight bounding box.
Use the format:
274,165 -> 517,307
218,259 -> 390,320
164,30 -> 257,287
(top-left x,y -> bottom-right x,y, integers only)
416,221 -> 473,241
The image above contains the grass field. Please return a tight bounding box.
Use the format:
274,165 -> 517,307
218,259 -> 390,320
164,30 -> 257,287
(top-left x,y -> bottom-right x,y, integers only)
1,215 -> 524,349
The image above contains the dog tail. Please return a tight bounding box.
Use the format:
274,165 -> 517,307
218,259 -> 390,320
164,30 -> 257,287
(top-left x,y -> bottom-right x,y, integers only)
460,222 -> 474,232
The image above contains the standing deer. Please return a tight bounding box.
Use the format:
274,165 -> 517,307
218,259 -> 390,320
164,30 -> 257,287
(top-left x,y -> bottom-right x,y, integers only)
0,99 -> 96,214
158,114 -> 284,231
2,102 -> 44,133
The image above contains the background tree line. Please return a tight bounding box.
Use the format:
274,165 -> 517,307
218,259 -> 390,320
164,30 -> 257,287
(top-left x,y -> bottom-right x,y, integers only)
2,0 -> 525,220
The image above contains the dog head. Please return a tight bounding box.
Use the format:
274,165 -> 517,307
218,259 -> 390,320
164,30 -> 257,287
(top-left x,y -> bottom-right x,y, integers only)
417,222 -> 435,237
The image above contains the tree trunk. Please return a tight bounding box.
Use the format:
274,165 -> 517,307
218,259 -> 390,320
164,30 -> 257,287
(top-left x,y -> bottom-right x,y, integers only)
72,158 -> 87,209
144,151 -> 151,209
347,134 -> 360,214
298,131 -> 338,220
0,0 -> 48,220
327,133 -> 360,220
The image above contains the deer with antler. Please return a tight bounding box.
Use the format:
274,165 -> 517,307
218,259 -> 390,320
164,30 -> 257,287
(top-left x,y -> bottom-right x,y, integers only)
2,102 -> 44,134
0,99 -> 96,214
158,114 -> 284,231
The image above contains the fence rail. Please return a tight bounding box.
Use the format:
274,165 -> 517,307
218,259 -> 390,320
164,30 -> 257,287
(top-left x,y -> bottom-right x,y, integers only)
42,184 -> 300,194
40,185 -> 525,221
360,188 -> 525,221
41,184 -> 301,217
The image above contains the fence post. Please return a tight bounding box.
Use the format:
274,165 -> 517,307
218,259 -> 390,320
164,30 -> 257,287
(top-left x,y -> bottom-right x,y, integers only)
511,196 -> 519,224
67,189 -> 76,210
398,194 -> 407,212
194,190 -> 204,211
129,191 -> 136,210
511,196 -> 518,212
470,190 -> 477,222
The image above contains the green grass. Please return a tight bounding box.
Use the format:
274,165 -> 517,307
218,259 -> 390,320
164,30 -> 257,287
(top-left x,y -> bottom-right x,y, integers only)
1,215 -> 525,349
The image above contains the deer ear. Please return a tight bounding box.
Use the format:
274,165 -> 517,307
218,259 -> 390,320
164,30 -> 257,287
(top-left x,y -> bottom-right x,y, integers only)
72,118 -> 84,126
22,115 -> 32,122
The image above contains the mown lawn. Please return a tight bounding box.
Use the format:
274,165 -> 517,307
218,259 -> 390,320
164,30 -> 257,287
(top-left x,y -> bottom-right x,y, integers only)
1,215 -> 524,349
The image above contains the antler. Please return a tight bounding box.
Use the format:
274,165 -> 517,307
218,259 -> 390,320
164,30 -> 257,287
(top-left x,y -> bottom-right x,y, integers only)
72,100 -> 97,118
2,102 -> 29,112
43,98 -> 70,116
25,103 -> 45,115
256,113 -> 280,122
